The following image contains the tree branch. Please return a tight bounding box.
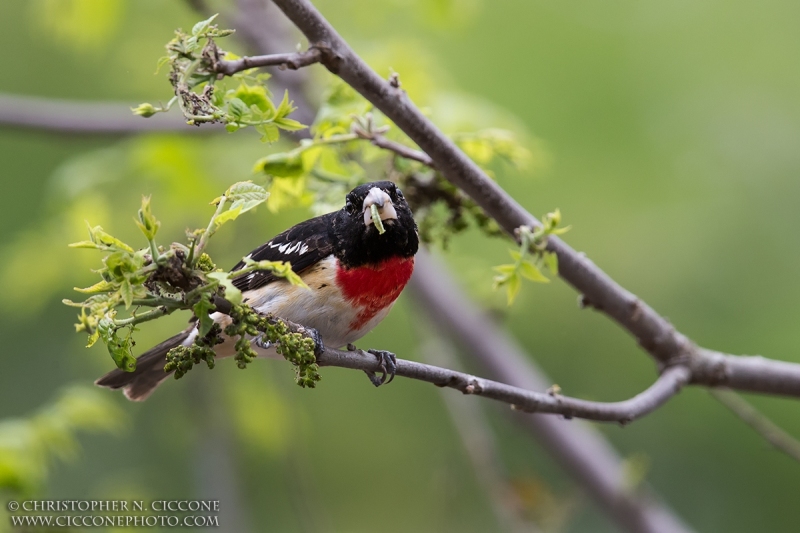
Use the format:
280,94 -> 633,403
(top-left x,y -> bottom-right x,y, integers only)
313,345 -> 688,423
211,294 -> 687,423
269,0 -> 800,399
0,93 -> 209,134
369,133 -> 434,167
215,48 -> 322,76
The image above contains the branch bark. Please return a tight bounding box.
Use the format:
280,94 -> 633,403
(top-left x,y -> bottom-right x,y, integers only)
215,48 -> 322,76
269,0 -> 800,399
210,295 -> 686,423
314,346 -> 689,423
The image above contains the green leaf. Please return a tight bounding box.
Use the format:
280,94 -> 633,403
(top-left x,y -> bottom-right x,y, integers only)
193,295 -> 217,337
255,150 -> 305,177
543,251 -> 558,275
227,98 -> 248,121
86,330 -> 100,348
103,251 -> 143,280
192,13 -> 219,36
207,272 -> 243,305
135,195 -> 161,240
492,264 -> 516,276
274,90 -> 297,119
213,204 -> 243,226
506,273 -> 522,305
519,260 -> 550,283
234,83 -> 274,115
68,240 -> 104,250
241,259 -> 309,289
98,319 -> 136,372
225,181 -> 269,213
74,279 -> 116,294
258,123 -> 280,143
85,224 -> 134,252
119,279 -> 133,309
274,117 -> 307,132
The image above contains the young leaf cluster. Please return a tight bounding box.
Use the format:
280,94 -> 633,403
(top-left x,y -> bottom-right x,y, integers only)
66,181 -> 313,382
251,79 -> 521,248
493,210 -> 571,304
132,14 -> 305,141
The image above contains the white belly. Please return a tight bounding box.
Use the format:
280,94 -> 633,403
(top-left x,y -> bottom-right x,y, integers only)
183,256 -> 393,360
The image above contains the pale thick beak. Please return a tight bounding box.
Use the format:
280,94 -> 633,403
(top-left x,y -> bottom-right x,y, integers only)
362,187 -> 397,227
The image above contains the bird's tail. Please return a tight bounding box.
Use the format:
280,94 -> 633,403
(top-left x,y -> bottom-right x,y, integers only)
95,328 -> 192,401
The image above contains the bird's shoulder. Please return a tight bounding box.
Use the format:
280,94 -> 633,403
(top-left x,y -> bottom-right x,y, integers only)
231,212 -> 336,291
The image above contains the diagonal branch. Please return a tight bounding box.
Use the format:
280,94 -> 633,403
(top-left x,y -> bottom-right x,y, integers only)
269,0 -> 800,399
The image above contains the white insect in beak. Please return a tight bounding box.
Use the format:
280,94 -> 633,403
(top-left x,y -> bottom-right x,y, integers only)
362,187 -> 398,230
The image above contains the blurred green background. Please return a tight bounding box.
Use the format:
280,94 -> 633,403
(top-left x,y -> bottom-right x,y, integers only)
1,0 -> 799,531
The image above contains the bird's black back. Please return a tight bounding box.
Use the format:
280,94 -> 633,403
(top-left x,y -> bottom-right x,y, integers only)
230,213 -> 335,291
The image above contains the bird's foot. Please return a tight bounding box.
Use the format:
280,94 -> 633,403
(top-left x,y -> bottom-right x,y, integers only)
300,327 -> 325,357
362,349 -> 397,387
254,335 -> 273,350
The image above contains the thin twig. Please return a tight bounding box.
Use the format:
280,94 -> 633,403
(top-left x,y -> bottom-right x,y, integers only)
369,133 -> 434,166
710,388 -> 800,463
215,48 -> 322,76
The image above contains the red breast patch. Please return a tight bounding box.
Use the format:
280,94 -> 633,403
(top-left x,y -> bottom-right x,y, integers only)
335,256 -> 415,330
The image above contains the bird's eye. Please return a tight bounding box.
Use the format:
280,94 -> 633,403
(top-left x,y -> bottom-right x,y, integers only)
396,188 -> 404,199
345,201 -> 357,215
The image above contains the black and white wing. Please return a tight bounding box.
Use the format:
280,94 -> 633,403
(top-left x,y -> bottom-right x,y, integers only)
230,213 -> 335,291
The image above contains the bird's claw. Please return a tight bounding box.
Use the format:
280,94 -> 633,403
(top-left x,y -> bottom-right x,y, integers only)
363,349 -> 397,387
305,327 -> 325,357
255,335 -> 272,350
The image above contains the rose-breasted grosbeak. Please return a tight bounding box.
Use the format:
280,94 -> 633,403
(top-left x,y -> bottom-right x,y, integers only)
96,181 -> 419,401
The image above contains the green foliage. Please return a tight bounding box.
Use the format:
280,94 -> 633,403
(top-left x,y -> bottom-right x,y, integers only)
250,82 -> 524,248
68,14 -> 556,382
0,385 -> 123,497
135,16 -> 540,250
66,181 -> 320,387
493,210 -> 571,304
133,14 -> 305,139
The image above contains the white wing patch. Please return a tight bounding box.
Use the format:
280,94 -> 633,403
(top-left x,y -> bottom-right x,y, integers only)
274,240 -> 309,255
